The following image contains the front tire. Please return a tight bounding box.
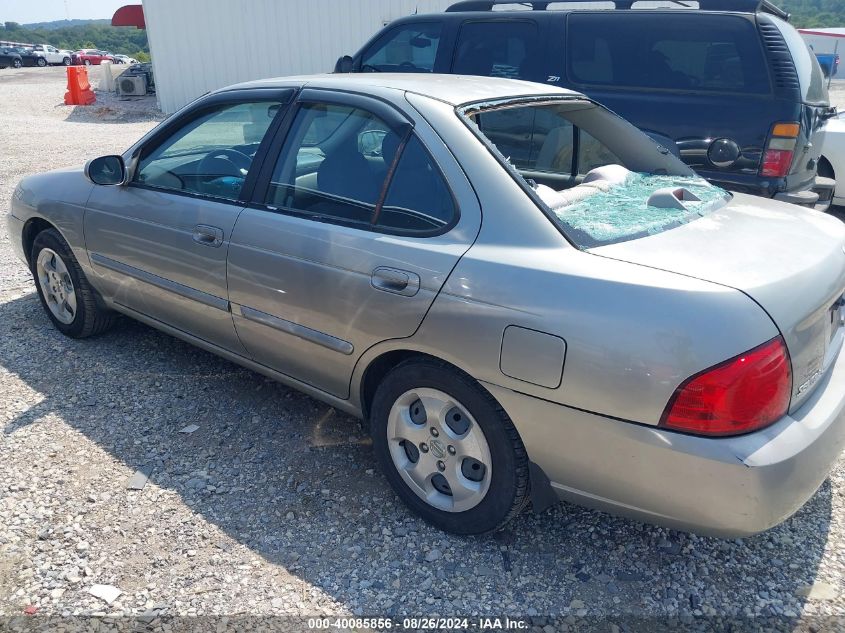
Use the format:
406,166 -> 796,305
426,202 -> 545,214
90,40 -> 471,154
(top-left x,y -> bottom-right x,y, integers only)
84,59 -> 91,66
30,229 -> 115,338
370,358 -> 530,534
12,59 -> 21,68
63,57 -> 71,66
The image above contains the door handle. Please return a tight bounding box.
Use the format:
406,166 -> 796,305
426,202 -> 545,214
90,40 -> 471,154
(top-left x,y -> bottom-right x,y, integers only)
192,224 -> 224,247
371,267 -> 420,297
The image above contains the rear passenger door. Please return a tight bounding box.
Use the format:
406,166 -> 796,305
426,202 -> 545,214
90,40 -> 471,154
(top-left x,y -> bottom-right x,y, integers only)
227,89 -> 481,399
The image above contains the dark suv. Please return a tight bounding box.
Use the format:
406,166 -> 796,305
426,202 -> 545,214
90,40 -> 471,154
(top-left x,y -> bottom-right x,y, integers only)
336,0 -> 836,210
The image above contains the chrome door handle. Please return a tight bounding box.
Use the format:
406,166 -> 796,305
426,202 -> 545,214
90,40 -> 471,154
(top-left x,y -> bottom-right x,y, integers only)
371,267 -> 420,297
193,224 -> 224,247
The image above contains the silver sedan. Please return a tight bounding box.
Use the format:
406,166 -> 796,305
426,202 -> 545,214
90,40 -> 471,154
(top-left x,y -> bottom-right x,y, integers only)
8,75 -> 845,536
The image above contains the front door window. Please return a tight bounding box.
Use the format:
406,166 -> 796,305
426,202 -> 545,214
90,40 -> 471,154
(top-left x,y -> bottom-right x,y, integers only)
135,100 -> 283,201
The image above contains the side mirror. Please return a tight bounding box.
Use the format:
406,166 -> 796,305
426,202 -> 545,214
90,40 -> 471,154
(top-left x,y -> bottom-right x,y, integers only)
85,155 -> 126,186
334,55 -> 353,74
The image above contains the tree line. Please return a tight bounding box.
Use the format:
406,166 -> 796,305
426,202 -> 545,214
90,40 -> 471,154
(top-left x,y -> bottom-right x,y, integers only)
777,0 -> 844,28
0,20 -> 149,61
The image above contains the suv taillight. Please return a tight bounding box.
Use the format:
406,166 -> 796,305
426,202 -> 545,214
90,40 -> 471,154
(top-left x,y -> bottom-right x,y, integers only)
760,122 -> 800,178
660,337 -> 791,437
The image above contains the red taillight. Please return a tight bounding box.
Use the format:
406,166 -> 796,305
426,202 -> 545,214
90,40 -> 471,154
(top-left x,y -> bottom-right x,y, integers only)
760,122 -> 799,178
660,337 -> 792,437
761,149 -> 795,178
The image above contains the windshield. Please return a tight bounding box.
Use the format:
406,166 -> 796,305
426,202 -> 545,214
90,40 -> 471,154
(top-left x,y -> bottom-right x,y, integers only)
459,98 -> 731,248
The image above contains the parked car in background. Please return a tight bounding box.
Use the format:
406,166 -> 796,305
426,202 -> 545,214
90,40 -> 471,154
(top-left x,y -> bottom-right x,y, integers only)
336,0 -> 838,211
815,52 -> 840,79
31,44 -> 72,66
113,54 -> 138,65
71,49 -> 115,66
820,111 -> 845,207
10,47 -> 44,67
0,47 -> 23,69
7,74 -> 845,537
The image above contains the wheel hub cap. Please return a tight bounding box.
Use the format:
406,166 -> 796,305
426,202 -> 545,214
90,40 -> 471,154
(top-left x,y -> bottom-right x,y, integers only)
387,388 -> 492,513
36,248 -> 77,325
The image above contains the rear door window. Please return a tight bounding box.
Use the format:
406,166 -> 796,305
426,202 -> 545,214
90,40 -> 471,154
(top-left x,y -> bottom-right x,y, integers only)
567,13 -> 771,94
264,102 -> 456,235
360,22 -> 443,73
376,136 -> 457,233
452,20 -> 539,80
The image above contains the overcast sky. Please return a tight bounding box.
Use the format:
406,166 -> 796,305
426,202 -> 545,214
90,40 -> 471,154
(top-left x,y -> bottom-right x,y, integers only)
0,0 -> 130,24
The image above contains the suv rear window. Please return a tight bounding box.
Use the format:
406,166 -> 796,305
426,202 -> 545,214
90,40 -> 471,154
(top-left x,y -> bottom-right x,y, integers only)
567,13 -> 771,94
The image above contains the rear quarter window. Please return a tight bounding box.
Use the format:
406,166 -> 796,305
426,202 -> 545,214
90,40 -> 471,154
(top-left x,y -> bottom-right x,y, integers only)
567,13 -> 771,95
452,20 -> 540,80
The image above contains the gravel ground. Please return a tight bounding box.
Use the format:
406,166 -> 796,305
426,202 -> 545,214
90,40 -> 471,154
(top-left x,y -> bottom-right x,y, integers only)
1,66 -> 845,631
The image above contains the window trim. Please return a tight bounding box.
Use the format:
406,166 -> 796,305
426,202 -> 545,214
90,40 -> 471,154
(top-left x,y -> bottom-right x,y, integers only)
564,12 -> 774,98
125,88 -> 295,205
249,92 -> 461,239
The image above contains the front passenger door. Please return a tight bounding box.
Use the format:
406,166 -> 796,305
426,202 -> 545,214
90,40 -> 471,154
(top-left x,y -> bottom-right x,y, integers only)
84,90 -> 291,353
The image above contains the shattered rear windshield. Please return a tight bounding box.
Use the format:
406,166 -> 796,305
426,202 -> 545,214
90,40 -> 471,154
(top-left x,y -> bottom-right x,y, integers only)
546,172 -> 729,244
459,98 -> 731,248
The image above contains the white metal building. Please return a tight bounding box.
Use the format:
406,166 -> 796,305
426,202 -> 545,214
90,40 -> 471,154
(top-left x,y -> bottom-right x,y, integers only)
140,0 -> 454,113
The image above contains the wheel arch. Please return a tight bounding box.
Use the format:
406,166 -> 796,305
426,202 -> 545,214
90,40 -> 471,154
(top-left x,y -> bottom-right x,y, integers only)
818,155 -> 835,180
22,216 -> 58,267
359,349 -> 451,420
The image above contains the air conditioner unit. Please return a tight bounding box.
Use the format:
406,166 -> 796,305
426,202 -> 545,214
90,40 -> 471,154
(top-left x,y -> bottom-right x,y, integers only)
117,74 -> 146,97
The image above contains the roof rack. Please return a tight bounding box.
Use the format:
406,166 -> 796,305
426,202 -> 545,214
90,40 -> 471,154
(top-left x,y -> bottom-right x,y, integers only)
445,0 -> 790,20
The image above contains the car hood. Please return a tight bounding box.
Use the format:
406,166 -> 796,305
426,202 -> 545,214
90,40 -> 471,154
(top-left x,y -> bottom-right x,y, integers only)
592,193 -> 845,412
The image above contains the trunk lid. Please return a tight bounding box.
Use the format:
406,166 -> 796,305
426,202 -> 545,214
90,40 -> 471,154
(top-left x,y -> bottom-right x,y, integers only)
592,194 -> 845,412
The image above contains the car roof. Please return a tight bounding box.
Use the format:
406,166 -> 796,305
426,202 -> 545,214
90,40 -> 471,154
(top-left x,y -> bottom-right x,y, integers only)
220,73 -> 584,107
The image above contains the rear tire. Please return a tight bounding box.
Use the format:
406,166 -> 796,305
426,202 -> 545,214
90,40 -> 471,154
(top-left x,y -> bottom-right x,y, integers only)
84,59 -> 91,66
36,57 -> 47,67
12,59 -> 21,69
370,358 -> 530,534
30,229 -> 116,339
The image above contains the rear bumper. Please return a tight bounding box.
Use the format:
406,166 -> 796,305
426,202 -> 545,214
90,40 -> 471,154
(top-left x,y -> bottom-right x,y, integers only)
485,343 -> 845,537
774,176 -> 835,213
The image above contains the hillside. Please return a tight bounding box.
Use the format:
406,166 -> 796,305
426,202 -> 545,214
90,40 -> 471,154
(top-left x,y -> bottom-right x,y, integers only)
0,20 -> 148,58
780,0 -> 845,28
22,19 -> 108,31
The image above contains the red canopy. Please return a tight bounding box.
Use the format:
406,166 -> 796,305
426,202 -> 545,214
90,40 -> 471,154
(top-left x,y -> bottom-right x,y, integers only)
111,5 -> 146,29
798,29 -> 845,39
